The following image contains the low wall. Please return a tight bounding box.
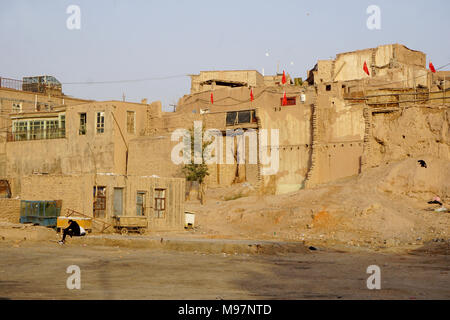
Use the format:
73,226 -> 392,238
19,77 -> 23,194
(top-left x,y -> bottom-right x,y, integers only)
0,198 -> 20,223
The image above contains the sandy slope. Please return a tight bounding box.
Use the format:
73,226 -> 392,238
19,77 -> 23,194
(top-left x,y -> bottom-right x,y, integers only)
187,157 -> 449,248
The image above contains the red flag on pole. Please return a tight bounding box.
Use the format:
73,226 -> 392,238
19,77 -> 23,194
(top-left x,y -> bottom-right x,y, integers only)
363,61 -> 370,76
429,62 -> 436,73
282,91 -> 287,106
282,70 -> 287,84
210,92 -> 214,104
250,88 -> 254,102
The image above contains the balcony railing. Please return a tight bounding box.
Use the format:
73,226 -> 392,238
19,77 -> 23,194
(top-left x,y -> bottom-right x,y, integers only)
0,77 -> 23,91
7,128 -> 66,142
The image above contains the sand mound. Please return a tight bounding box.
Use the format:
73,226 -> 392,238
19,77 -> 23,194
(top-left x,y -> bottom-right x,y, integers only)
0,222 -> 58,242
187,157 -> 449,249
376,157 -> 450,201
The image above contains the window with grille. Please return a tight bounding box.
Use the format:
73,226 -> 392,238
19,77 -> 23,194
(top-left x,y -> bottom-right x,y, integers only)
30,120 -> 45,140
59,114 -> 65,130
47,120 -> 59,139
136,191 -> 146,216
13,121 -> 28,141
127,111 -> 135,134
280,97 -> 296,106
96,112 -> 105,133
12,102 -> 22,113
154,188 -> 166,218
79,113 -> 86,135
226,110 -> 256,126
93,186 -> 106,218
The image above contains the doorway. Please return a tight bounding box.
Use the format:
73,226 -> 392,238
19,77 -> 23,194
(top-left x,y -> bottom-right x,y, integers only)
113,188 -> 124,216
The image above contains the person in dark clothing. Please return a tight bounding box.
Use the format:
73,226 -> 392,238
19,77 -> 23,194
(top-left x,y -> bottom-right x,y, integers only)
59,219 -> 84,244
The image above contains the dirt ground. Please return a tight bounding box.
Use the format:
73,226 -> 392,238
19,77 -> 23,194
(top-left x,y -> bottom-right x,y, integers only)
0,240 -> 448,300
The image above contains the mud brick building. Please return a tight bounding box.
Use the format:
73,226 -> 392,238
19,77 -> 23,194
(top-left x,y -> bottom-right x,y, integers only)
0,43 -> 448,228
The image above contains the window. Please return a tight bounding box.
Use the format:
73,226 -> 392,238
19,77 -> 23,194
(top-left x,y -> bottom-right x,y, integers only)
93,186 -> 106,218
47,119 -> 59,139
79,113 -> 87,135
326,84 -> 331,91
30,120 -> 45,140
136,192 -> 146,216
59,114 -> 65,130
13,121 -> 28,141
280,97 -> 296,106
127,111 -> 135,134
226,110 -> 256,126
12,102 -> 22,113
10,117 -> 65,142
96,112 -> 105,133
154,188 -> 166,218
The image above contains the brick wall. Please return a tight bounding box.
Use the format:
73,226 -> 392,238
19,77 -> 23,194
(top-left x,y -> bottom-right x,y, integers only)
0,198 -> 21,223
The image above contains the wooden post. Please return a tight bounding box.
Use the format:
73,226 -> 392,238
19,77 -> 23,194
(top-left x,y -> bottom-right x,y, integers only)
444,78 -> 446,106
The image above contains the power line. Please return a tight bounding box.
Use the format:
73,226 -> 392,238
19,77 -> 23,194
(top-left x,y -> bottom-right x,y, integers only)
61,74 -> 189,85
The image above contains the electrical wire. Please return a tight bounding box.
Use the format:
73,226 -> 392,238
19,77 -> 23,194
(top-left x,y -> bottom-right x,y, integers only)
61,74 -> 189,85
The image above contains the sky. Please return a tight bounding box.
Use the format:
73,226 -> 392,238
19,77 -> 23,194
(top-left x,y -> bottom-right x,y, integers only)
0,0 -> 449,109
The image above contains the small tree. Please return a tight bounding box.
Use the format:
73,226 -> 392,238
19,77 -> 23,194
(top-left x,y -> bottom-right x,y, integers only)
182,127 -> 211,204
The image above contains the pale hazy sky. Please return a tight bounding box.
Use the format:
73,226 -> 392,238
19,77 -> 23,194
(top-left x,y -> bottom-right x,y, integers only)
1,0 -> 449,108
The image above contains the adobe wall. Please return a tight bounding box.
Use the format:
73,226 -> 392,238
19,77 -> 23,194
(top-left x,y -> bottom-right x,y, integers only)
128,135 -> 181,178
307,90 -> 365,185
4,101 -> 155,194
257,87 -> 314,194
0,198 -> 21,223
190,70 -> 264,93
19,173 -> 185,231
368,106 -> 450,167
0,88 -> 89,114
20,174 -> 97,218
127,176 -> 185,231
149,85 -> 316,194
316,44 -> 428,87
0,88 -> 91,170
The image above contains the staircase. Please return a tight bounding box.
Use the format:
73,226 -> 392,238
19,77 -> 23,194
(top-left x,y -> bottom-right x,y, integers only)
361,106 -> 372,171
304,98 -> 319,188
255,107 -> 263,191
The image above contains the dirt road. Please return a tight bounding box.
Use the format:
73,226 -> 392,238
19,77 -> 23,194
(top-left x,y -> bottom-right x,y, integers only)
0,242 -> 448,300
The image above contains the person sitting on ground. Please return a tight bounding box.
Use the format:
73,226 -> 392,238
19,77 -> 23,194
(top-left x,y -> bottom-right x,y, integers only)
59,219 -> 86,245
428,196 -> 442,206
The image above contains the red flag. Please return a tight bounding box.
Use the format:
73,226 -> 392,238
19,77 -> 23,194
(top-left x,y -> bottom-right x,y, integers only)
210,92 -> 214,104
429,62 -> 436,73
250,88 -> 254,102
282,91 -> 287,106
282,70 -> 286,84
363,61 -> 370,76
